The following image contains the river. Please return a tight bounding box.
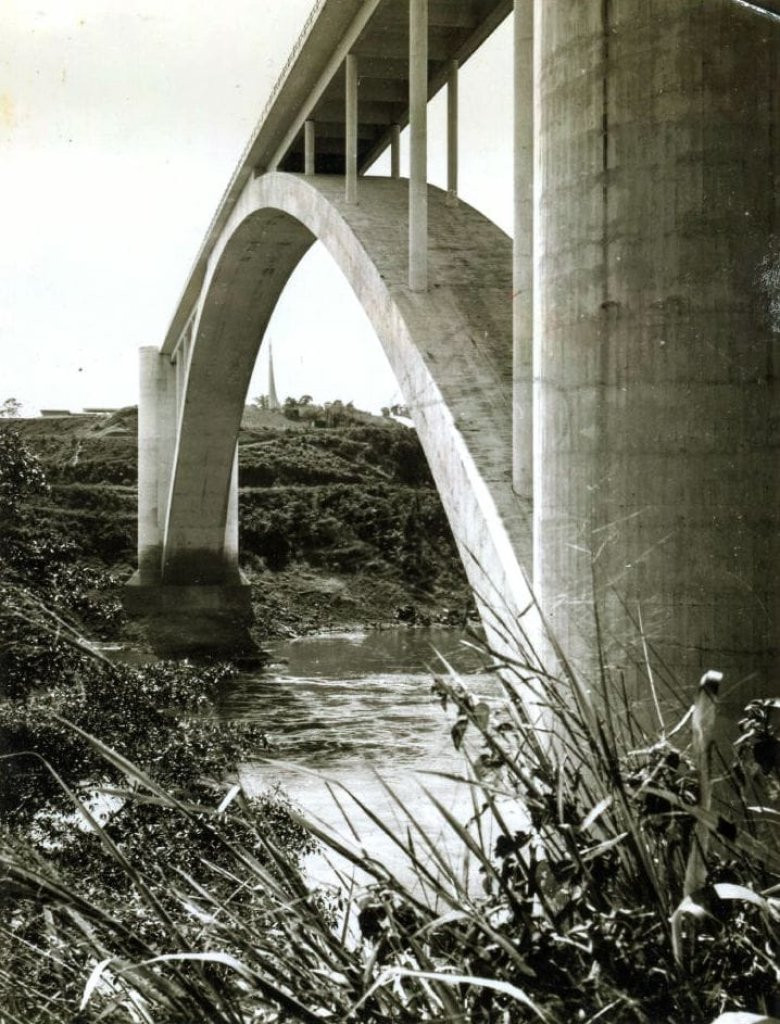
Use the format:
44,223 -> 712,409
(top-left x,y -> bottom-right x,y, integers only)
219,627 -> 510,888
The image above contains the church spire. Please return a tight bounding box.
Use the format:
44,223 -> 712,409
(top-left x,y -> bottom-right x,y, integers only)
267,340 -> 280,410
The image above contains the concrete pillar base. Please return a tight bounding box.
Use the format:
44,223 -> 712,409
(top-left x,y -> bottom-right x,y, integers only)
123,574 -> 254,656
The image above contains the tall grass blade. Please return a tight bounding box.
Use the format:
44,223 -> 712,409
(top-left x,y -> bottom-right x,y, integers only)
364,967 -> 550,1022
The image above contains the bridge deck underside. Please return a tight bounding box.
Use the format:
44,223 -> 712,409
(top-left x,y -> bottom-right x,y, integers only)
278,0 -> 512,175
161,0 -> 511,356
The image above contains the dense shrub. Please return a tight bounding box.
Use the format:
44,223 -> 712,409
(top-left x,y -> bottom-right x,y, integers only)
1,428 -> 125,645
0,426 -> 48,517
240,483 -> 458,583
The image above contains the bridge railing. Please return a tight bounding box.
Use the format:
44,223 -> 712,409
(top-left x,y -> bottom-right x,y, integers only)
163,0 -> 328,356
205,0 -> 327,239
255,1 -> 327,157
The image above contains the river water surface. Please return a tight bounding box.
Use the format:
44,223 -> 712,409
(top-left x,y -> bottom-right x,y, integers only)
219,628 -> 507,886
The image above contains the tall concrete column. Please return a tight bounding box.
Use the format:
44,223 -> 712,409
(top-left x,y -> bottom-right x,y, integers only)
512,0 -> 534,518
136,346 -> 177,584
390,124 -> 401,179
534,0 -> 780,719
304,120 -> 315,175
446,59 -> 458,204
409,0 -> 428,292
345,54 -> 358,204
175,332 -> 192,423
174,350 -> 184,421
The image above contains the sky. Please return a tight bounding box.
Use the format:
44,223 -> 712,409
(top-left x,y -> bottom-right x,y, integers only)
0,1 -> 513,416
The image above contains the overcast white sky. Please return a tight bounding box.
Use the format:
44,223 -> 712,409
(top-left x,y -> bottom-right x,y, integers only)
1,1 -> 513,415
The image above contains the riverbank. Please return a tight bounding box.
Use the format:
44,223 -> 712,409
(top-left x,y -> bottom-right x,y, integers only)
245,563 -> 474,641
7,405 -> 474,652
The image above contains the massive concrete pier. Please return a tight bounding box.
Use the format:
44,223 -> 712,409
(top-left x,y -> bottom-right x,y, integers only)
534,0 -> 780,717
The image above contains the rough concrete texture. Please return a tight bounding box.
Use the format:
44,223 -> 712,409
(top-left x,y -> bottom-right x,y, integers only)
534,0 -> 780,717
135,346 -> 176,582
159,173 -> 538,665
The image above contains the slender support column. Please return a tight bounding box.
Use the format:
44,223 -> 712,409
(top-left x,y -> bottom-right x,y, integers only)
224,445 -> 239,573
174,352 -> 184,421
390,124 -> 401,179
409,0 -> 428,291
127,349 -> 251,656
136,347 -> 177,584
304,120 -> 315,175
177,333 -> 191,423
513,0 -> 534,517
345,54 -> 358,204
446,59 -> 458,204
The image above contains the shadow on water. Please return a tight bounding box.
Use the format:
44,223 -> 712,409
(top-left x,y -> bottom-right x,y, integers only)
139,616 -> 261,662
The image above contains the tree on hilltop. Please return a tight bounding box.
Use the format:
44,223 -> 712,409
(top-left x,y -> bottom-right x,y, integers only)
0,397 -> 22,418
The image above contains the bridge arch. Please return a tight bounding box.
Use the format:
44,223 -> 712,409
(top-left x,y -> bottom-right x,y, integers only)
135,173 -> 535,655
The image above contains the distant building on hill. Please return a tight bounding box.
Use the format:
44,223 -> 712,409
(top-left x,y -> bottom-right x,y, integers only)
40,409 -> 72,417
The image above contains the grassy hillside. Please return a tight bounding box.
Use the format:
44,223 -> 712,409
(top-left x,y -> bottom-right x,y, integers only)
11,405 -> 473,640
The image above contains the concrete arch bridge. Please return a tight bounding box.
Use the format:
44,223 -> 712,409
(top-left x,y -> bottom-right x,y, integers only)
128,0 -> 780,719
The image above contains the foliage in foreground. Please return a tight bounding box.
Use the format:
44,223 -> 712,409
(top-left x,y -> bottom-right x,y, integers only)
2,610 -> 779,1022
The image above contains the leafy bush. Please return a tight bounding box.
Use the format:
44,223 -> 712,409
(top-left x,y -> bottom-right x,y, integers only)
240,483 -> 458,583
1,427 -> 125,645
0,426 -> 48,517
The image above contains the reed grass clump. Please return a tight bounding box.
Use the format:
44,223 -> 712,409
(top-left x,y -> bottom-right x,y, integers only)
2,614 -> 779,1023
